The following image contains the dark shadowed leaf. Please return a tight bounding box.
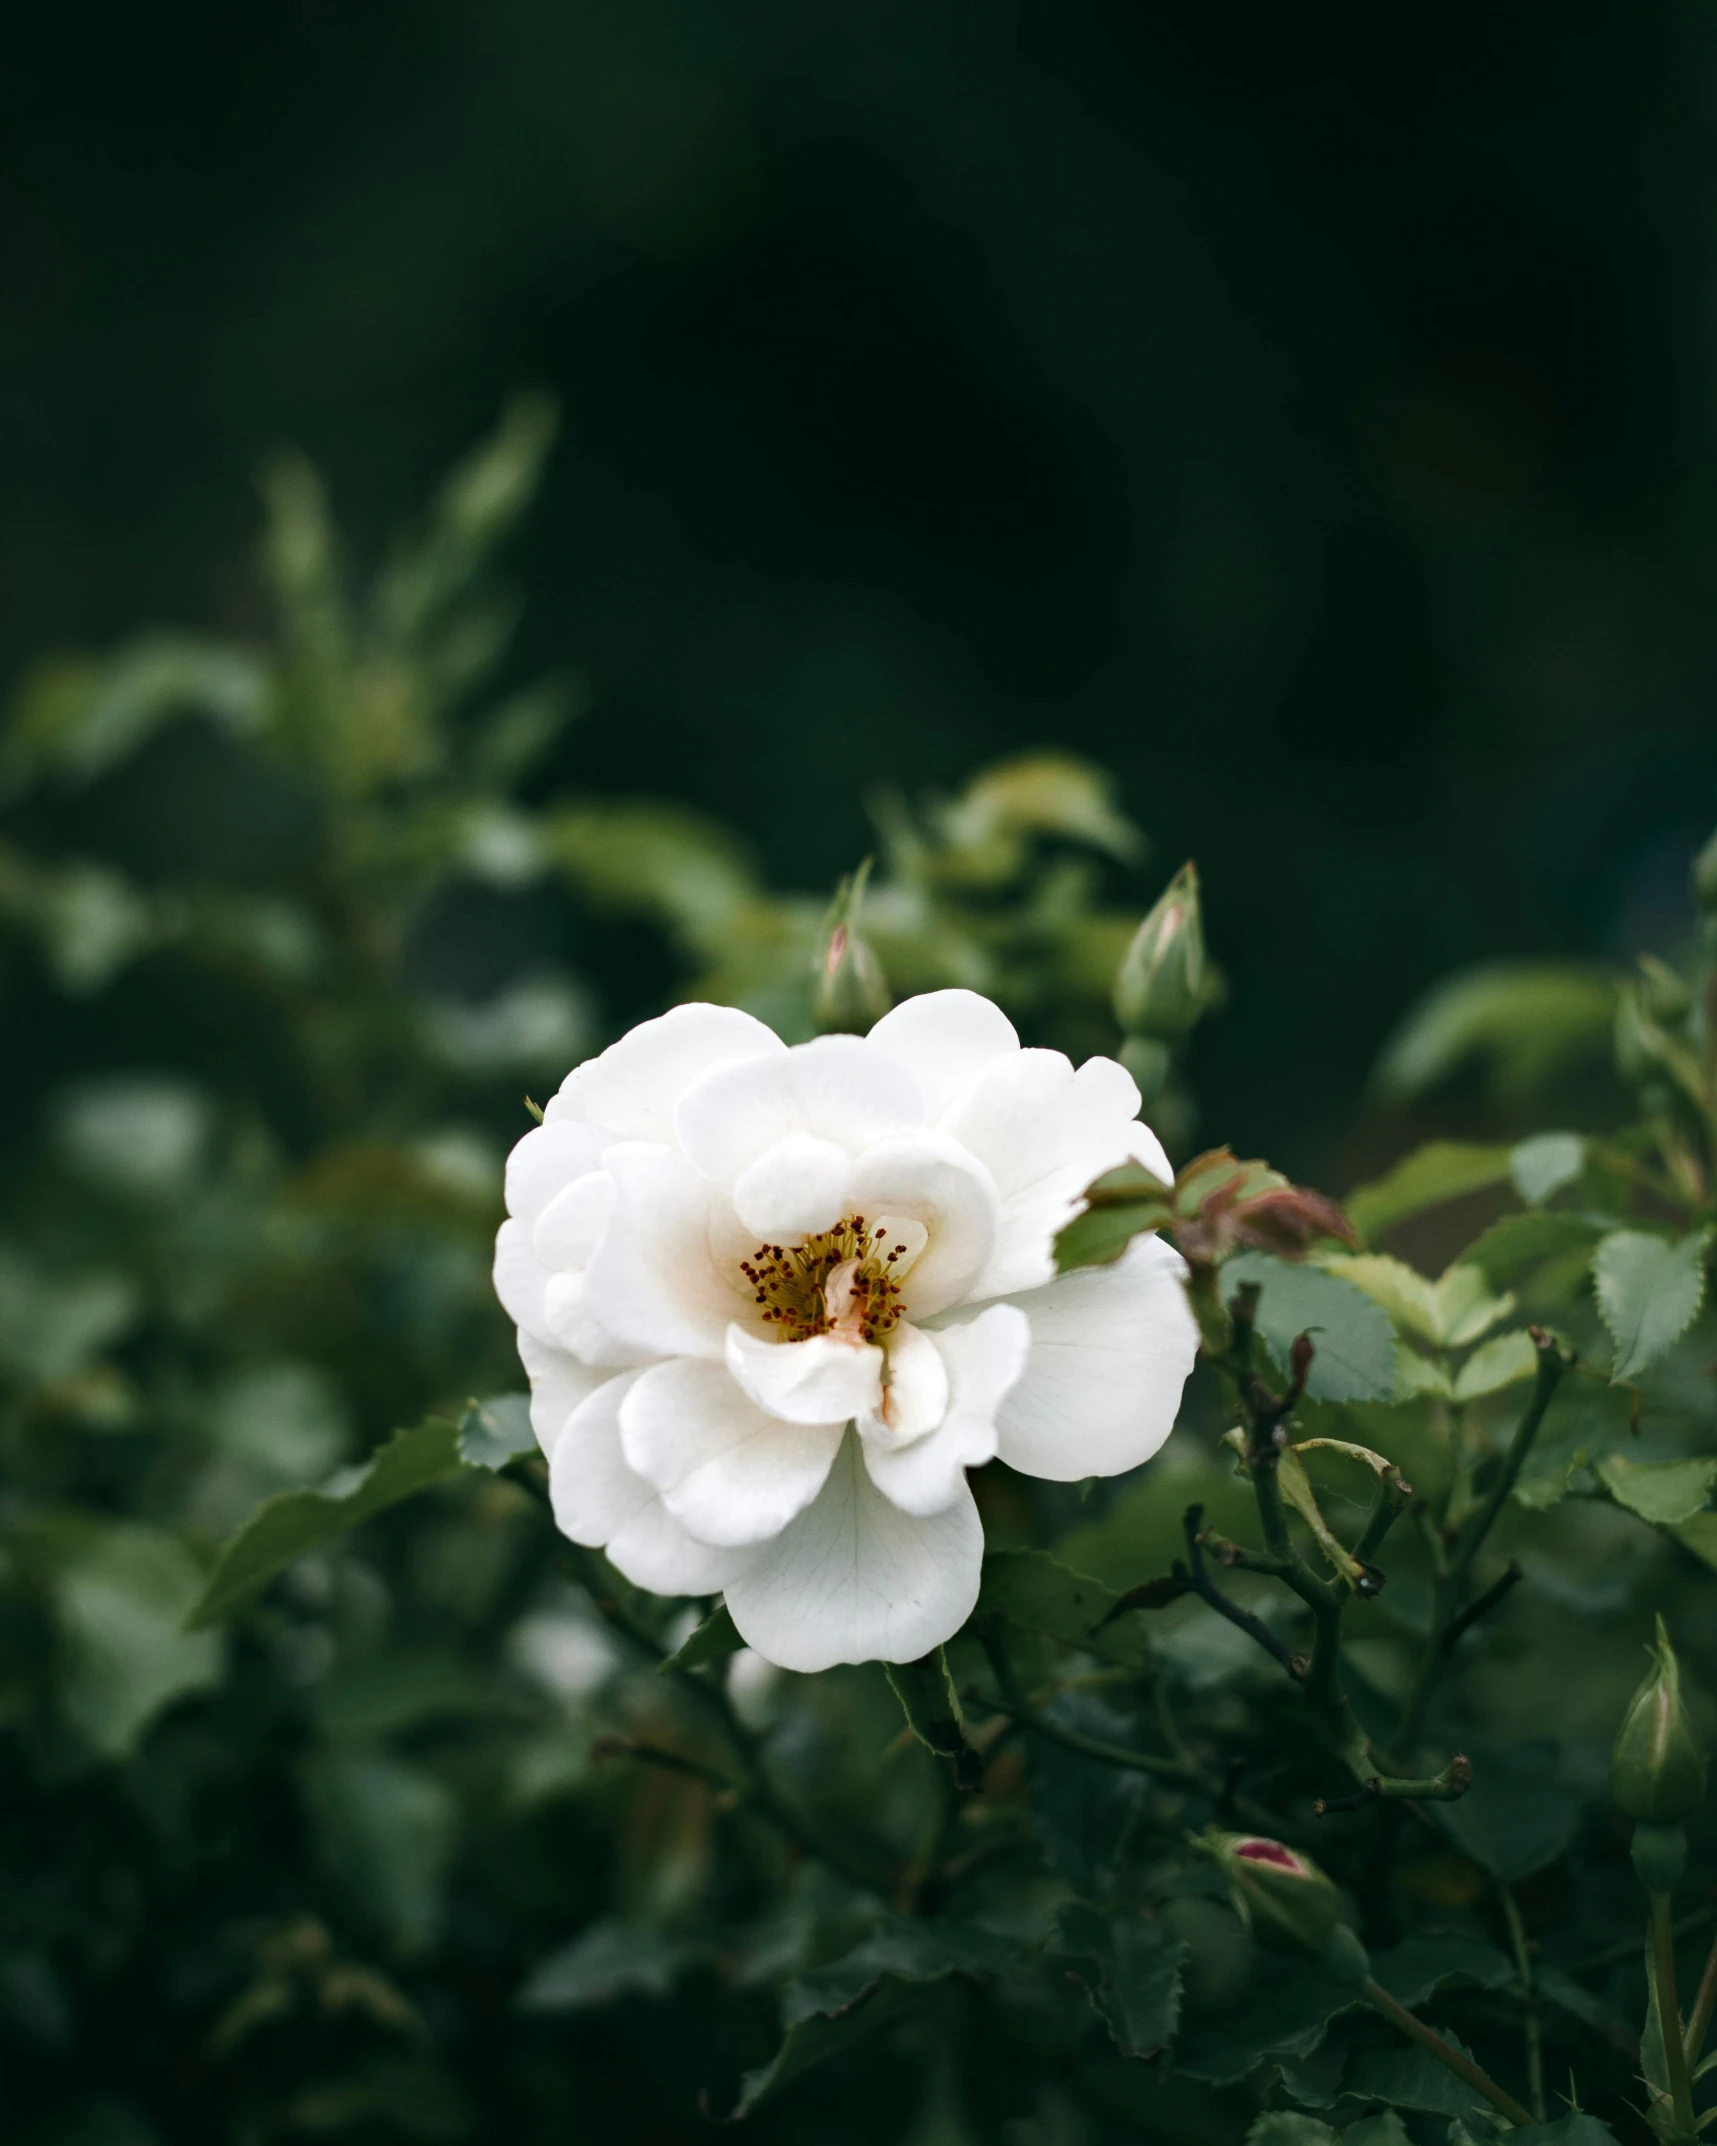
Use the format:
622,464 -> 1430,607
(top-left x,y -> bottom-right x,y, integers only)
1054,1901 -> 1186,2058
977,1546 -> 1151,1671
1223,1253 -> 1397,1403
660,1601 -> 745,1673
516,1918 -> 695,2011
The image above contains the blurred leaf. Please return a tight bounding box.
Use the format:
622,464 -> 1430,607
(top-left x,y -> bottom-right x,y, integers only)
1593,1228 -> 1710,1382
660,1602 -> 744,1673
1224,1252 -> 1397,1402
52,1522 -> 223,1757
1672,1512 -> 1717,1569
0,635 -> 267,796
1054,1901 -> 1186,2058
1462,1212 -> 1605,1285
977,1546 -> 1150,1671
1345,1143 -> 1512,1244
458,1394 -> 536,1470
1452,1330 -> 1539,1402
1323,1254 -> 1513,1351
315,1649 -> 497,1738
723,1921 -> 1012,2119
539,802 -> 757,948
516,1918 -> 694,2012
1247,2119 -> 1336,2146
187,1417 -> 467,1629
884,1649 -> 980,1787
1594,1454 -> 1717,1527
0,1252 -> 138,1386
1511,1133 -> 1586,1207
1369,963 -> 1616,1106
936,752 -> 1143,879
1029,1692 -> 1152,1896
1436,1744 -> 1583,1882
301,1755 -> 458,1958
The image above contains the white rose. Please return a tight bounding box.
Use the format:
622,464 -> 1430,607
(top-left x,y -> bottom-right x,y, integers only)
494,989 -> 1197,1672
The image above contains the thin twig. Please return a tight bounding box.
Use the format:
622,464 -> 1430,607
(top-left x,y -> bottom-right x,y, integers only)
1364,1977 -> 1534,2127
1501,1885 -> 1546,2123
1685,1922 -> 1717,2068
1441,1563 -> 1525,1655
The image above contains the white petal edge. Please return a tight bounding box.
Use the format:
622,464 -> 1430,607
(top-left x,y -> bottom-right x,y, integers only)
546,1002 -> 784,1143
731,1132 -> 854,1241
847,1132 -> 1001,1320
990,1235 -> 1197,1482
674,1033 -> 924,1186
949,1049 -> 1145,1301
866,989 -> 1020,1124
725,1324 -> 884,1426
494,1216 -> 553,1343
517,1327 -> 612,1457
620,1358 -> 844,1548
724,1429 -> 984,1670
856,1319 -> 948,1449
549,1368 -> 752,1593
577,1143 -> 745,1361
863,1304 -> 1029,1516
504,1119 -> 610,1224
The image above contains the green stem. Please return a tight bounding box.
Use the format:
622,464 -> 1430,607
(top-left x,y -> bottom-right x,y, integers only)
1501,1885 -> 1545,2123
1684,1923 -> 1717,2067
565,1545 -> 886,1894
1363,1977 -> 1534,2127
1653,1891 -> 1699,2135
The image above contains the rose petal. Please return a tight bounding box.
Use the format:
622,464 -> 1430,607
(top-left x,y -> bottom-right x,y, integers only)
866,989 -> 1020,1123
991,1235 -> 1196,1481
856,1320 -> 949,1449
863,1305 -> 1029,1515
724,1430 -> 984,1669
725,1324 -> 884,1426
674,1034 -> 923,1186
547,1003 -> 784,1143
846,1133 -> 1000,1319
517,1327 -> 612,1456
493,1216 -> 553,1343
504,1120 -> 610,1224
731,1133 -> 854,1241
578,1143 -> 747,1361
620,1358 -> 843,1547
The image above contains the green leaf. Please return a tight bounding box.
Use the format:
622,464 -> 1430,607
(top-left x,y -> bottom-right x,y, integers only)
538,802 -> 758,951
1595,1454 -> 1717,1527
1366,1932 -> 1513,2009
1322,1254 -> 1513,1350
1672,1511 -> 1717,1569
976,1546 -> 1150,1671
884,1649 -> 981,1786
1508,2120 -> 1622,2146
300,1754 -> 459,1959
1452,1329 -> 1539,1403
516,1919 -> 694,2012
186,1417 -> 467,1629
1224,1252 -> 1398,1402
457,1394 -> 537,1469
1054,1160 -> 1173,1274
1338,2117 -> 1412,2146
1054,1902 -> 1186,2059
1175,1953 -> 1361,2084
1436,1743 -> 1584,1882
660,1601 -> 745,1674
1344,1143 -> 1513,1244
1462,1211 -> 1605,1285
1511,1133 -> 1586,1207
1029,1693 -> 1152,1896
1343,2033 -> 1489,2118
1593,1229 -> 1711,1382
1246,2116 -> 1337,2146
721,1921 -> 1012,2120
51,1522 -> 223,1757
1368,962 -> 1616,1107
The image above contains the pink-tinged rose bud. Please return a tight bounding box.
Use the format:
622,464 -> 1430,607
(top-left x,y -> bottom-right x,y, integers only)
1201,1829 -> 1344,1954
1114,862 -> 1205,1043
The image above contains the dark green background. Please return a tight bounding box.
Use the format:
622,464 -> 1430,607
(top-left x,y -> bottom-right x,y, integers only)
7,0 -> 1716,1167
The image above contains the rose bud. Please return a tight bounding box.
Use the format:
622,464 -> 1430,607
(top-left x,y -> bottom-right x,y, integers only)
1612,1615 -> 1706,1828
1204,1831 -> 1342,1953
812,865 -> 891,1034
1114,862 -> 1205,1043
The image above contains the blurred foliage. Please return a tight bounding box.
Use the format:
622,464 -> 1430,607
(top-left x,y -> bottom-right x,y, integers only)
5,410 -> 1717,2146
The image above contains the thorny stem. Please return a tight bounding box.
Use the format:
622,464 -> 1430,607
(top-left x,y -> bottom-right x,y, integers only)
1653,1891 -> 1699,2137
1363,1978 -> 1535,2128
1501,1885 -> 1546,2123
564,1544 -> 886,1895
1394,1333 -> 1572,1759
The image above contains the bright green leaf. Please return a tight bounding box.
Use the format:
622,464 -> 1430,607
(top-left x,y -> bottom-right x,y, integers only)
1345,1143 -> 1512,1244
1511,1133 -> 1586,1207
1368,962 -> 1616,1107
1596,1454 -> 1717,1528
1224,1252 -> 1398,1403
1593,1228 -> 1711,1383
1673,1512 -> 1717,1570
186,1417 -> 467,1629
1452,1329 -> 1538,1403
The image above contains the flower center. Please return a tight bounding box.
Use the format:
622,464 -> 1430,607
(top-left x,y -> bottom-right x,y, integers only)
739,1214 -> 924,1346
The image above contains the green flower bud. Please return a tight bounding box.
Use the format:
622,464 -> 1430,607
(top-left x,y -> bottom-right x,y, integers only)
813,863 -> 891,1034
1638,954 -> 1693,1026
1202,1830 -> 1343,1955
1611,1615 -> 1706,1827
1693,824 -> 1717,915
1114,863 -> 1205,1042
